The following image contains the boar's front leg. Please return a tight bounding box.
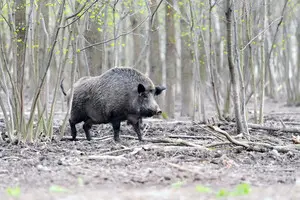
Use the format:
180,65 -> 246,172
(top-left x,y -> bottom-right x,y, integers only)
139,118 -> 143,130
131,119 -> 143,141
133,120 -> 142,141
127,115 -> 143,141
83,119 -> 93,141
112,121 -> 121,142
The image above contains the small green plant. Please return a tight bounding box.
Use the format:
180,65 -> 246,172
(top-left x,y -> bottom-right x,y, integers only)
216,189 -> 230,198
195,185 -> 212,193
231,183 -> 251,196
6,186 -> 21,198
78,177 -> 84,187
171,181 -> 185,189
216,183 -> 251,198
161,112 -> 168,119
194,183 -> 251,198
49,185 -> 70,193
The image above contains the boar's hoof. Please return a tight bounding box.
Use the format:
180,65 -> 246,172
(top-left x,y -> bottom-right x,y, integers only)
114,136 -> 121,143
138,139 -> 145,143
86,136 -> 92,141
138,136 -> 143,142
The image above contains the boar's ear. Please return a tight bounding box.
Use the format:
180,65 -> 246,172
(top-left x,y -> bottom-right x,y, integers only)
155,86 -> 166,96
138,84 -> 146,94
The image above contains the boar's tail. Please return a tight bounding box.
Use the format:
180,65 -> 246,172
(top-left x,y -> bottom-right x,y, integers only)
60,78 -> 67,96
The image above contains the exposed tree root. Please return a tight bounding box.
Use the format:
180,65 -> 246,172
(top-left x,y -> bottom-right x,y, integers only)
60,136 -> 112,141
120,135 -> 209,150
205,142 -> 232,148
86,155 -> 127,161
208,125 -> 300,153
60,122 -> 300,154
167,134 -> 216,140
164,161 -> 203,175
225,122 -> 300,133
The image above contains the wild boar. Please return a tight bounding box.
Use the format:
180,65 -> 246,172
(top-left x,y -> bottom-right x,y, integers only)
60,67 -> 166,142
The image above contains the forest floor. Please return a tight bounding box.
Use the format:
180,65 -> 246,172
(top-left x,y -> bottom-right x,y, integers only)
1,97 -> 300,200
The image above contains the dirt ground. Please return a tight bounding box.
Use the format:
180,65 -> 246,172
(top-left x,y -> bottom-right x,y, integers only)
1,97 -> 300,200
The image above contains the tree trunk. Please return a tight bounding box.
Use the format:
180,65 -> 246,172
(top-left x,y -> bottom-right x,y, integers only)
36,0 -> 49,118
165,0 -> 176,118
149,0 -> 163,108
296,22 -> 300,104
174,0 -> 181,107
283,25 -> 292,104
259,0 -> 267,124
85,7 -> 103,76
15,0 -> 26,135
245,1 -> 257,123
225,0 -> 244,134
102,5 -> 109,73
130,13 -> 143,72
208,1 -> 221,120
180,9 -> 193,117
233,0 -> 249,135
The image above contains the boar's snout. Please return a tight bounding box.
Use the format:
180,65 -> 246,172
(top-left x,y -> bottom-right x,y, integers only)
144,105 -> 162,117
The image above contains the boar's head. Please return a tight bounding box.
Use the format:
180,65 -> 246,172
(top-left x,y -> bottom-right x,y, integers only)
133,83 -> 166,117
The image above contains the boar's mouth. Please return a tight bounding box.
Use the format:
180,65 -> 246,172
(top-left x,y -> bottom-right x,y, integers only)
140,109 -> 157,117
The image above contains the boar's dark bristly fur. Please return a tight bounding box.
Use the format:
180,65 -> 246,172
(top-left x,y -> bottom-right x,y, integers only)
60,67 -> 166,142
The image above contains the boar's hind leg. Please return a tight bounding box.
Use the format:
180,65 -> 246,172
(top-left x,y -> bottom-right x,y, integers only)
69,119 -> 77,141
83,119 -> 93,141
112,121 -> 121,142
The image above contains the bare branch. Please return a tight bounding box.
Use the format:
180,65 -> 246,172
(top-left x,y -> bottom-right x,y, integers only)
266,0 -> 289,65
150,0 -> 163,27
61,0 -> 107,28
65,0 -> 89,20
80,16 -> 149,51
241,16 -> 282,52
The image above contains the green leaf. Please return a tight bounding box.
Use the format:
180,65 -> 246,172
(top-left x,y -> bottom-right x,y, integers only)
195,185 -> 212,193
6,186 -> 21,198
49,185 -> 69,193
